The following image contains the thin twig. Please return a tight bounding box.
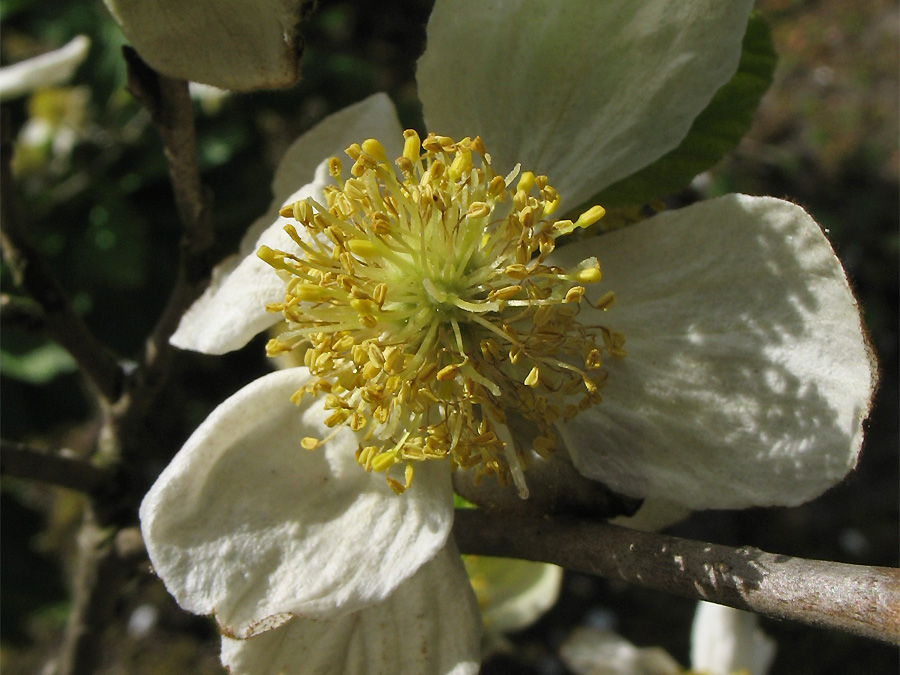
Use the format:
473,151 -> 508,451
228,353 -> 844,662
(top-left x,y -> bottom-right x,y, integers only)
124,47 -> 215,396
1,293 -> 46,330
56,509 -> 136,675
0,440 -> 114,494
453,509 -> 900,645
52,54 -> 217,675
0,111 -> 124,403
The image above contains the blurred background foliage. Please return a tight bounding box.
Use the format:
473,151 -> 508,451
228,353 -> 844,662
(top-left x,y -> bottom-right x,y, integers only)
1,0 -> 897,673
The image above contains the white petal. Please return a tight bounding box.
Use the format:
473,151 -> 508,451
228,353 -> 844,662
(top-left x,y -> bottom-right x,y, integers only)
609,498 -> 691,533
464,556 -> 562,636
0,36 -> 90,100
553,194 -> 876,509
691,602 -> 776,675
140,367 -> 454,637
560,626 -> 682,675
221,542 -> 482,675
418,1 -> 753,211
102,0 -> 311,90
170,93 -> 403,354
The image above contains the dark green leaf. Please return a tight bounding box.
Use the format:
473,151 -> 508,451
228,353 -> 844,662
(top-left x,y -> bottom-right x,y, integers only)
586,13 -> 777,210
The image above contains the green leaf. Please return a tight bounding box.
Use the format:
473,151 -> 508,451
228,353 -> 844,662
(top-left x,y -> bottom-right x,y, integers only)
586,13 -> 776,210
0,343 -> 77,384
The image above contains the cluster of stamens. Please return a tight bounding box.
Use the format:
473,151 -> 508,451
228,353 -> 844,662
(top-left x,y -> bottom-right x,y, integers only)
259,131 -> 625,496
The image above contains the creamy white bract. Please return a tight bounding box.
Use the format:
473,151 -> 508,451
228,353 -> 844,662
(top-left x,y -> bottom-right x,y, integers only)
140,2 -> 876,674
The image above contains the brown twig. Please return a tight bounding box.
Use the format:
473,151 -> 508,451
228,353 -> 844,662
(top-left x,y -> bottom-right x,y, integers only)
50,54 -> 217,675
453,509 -> 900,645
123,47 -> 215,397
0,440 -> 114,494
56,510 -> 139,675
0,293 -> 46,330
0,111 -> 124,403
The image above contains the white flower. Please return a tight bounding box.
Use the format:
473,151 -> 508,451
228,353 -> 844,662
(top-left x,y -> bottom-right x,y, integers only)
0,36 -> 90,101
141,1 -> 876,673
102,0 -> 314,91
560,602 -> 775,675
691,602 -> 776,675
561,626 -> 683,675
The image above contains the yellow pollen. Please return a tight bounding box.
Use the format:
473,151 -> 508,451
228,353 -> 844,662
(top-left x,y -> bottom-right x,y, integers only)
260,131 -> 624,496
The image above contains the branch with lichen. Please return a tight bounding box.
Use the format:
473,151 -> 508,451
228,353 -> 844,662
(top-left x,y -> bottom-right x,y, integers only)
122,47 -> 215,399
0,440 -> 115,495
453,508 -> 900,645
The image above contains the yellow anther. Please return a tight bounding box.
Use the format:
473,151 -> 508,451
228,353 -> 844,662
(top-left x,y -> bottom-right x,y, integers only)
516,171 -> 535,194
519,205 -> 534,229
450,150 -> 473,181
257,245 -> 284,268
564,286 -> 586,303
489,285 -> 522,302
347,238 -> 378,258
584,348 -> 603,370
325,409 -> 350,427
402,129 -> 421,163
345,143 -> 362,160
350,298 -> 378,316
361,138 -> 388,163
373,282 -> 387,307
504,263 -> 530,279
437,364 -> 459,381
542,185 -> 560,214
573,258 -> 602,284
487,175 -> 506,198
575,205 -> 606,229
293,284 -> 326,301
466,201 -> 490,219
328,157 -> 342,180
384,345 -> 403,373
395,156 -> 414,177
371,452 -> 397,473
387,477 -> 406,495
350,411 -> 367,431
427,160 -> 445,181
552,218 -> 575,235
434,135 -> 456,151
602,328 -> 627,357
301,437 -> 319,450
594,290 -> 616,310
334,334 -> 355,351
368,343 -> 385,368
524,366 -> 540,387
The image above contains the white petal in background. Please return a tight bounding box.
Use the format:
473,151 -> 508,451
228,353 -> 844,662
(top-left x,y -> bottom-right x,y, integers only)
418,0 -> 753,212
170,93 -> 403,354
691,602 -> 776,675
221,542 -> 482,675
0,36 -> 90,101
464,557 -> 562,637
140,368 -> 455,638
560,603 -> 775,675
102,0 -> 314,90
560,626 -> 682,675
555,194 -> 876,509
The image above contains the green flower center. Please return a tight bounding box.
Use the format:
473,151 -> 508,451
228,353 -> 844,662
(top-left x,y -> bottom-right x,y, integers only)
259,131 -> 624,496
